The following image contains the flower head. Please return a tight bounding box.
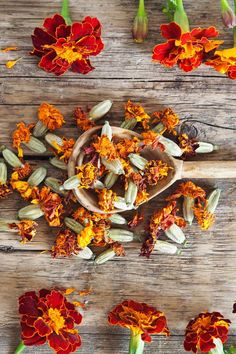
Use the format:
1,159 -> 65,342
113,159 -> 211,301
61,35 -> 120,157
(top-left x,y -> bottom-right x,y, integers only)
144,160 -> 171,186
167,181 -> 206,201
0,182 -> 12,199
31,14 -> 104,76
93,135 -> 118,160
12,122 -> 35,157
52,137 -> 75,163
19,289 -> 82,352
9,220 -> 37,243
184,311 -> 231,353
135,190 -> 149,206
52,229 -> 80,257
108,300 -> 169,342
31,186 -> 64,227
178,134 -> 199,157
38,102 -> 65,131
193,200 -> 215,230
152,108 -> 179,135
13,163 -> 32,180
77,222 -> 94,248
141,131 -> 165,151
97,188 -> 117,212
11,180 -> 38,200
152,22 -> 223,72
205,48 -> 236,79
74,107 -> 94,131
76,162 -> 98,189
125,100 -> 150,130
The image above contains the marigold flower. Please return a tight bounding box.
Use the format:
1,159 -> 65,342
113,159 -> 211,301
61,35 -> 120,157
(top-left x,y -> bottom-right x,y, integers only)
77,221 -> 94,248
13,163 -> 32,180
167,181 -> 206,201
184,311 -> 231,353
18,289 -> 82,352
74,107 -> 94,131
97,188 -> 117,212
178,133 -> 199,158
152,108 -> 179,135
115,137 -> 140,159
205,47 -> 236,79
152,22 -> 223,72
124,100 -> 151,130
0,182 -> 12,199
31,186 -> 64,227
31,14 -> 104,76
38,102 -> 65,131
52,229 -> 80,257
11,180 -> 38,200
52,137 -> 75,163
93,135 -> 118,160
108,300 -> 169,353
140,131 -> 165,151
12,122 -> 35,158
76,162 -> 98,189
135,190 -> 149,206
9,220 -> 37,243
144,160 -> 171,186
73,206 -> 108,224
193,200 -> 215,230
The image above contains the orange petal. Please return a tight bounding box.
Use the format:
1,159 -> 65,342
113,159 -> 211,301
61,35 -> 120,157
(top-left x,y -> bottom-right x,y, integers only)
6,57 -> 22,69
1,46 -> 18,52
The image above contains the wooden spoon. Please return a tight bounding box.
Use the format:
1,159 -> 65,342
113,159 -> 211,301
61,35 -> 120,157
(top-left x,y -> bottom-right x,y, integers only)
68,126 -> 236,214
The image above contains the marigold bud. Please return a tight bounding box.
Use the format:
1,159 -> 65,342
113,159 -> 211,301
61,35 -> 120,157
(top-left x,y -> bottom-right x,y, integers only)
132,0 -> 148,43
221,0 -> 236,28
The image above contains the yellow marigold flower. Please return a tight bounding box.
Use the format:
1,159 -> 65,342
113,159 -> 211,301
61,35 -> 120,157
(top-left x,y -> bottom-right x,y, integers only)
193,201 -> 215,230
93,136 -> 118,160
205,47 -> 236,79
52,138 -> 75,163
97,188 -> 117,212
135,190 -> 149,206
167,181 -> 206,201
77,222 -> 94,249
76,162 -> 98,189
152,108 -> 179,135
125,100 -> 150,129
9,220 -> 37,243
11,179 -> 38,200
38,102 -> 65,131
12,122 -> 35,157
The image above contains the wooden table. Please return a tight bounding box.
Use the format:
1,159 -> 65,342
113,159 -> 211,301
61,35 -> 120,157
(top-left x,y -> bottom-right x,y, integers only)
0,1 -> 236,353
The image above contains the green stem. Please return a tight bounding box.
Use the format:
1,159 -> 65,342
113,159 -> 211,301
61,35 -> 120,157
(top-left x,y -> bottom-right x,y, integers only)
61,0 -> 72,25
234,0 -> 236,13
129,332 -> 144,354
233,26 -> 236,47
221,0 -> 231,12
138,0 -> 146,16
174,0 -> 190,32
14,342 -> 26,354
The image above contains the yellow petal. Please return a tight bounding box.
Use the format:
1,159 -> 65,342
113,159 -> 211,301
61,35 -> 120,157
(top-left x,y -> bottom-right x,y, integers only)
65,287 -> 76,295
1,46 -> 18,52
6,58 -> 22,69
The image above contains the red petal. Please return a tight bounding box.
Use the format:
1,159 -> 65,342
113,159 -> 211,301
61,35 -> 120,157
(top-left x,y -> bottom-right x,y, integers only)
32,28 -> 55,48
43,14 -> 66,36
152,41 -> 177,67
34,318 -> 52,336
141,332 -> 152,342
48,332 -> 70,351
71,22 -> 93,41
21,323 -> 37,339
56,24 -> 71,39
71,58 -> 94,74
191,26 -> 219,39
83,16 -> 102,37
46,290 -> 64,309
39,51 -> 58,72
23,333 -> 46,347
68,310 -> 83,324
19,297 -> 39,317
160,22 -> 182,39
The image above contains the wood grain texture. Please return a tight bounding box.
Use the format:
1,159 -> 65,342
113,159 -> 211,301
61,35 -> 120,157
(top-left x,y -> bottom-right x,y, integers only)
0,0 -> 236,353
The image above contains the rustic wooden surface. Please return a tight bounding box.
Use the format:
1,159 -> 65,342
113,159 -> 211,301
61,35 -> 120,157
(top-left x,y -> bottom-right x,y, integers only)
0,0 -> 236,353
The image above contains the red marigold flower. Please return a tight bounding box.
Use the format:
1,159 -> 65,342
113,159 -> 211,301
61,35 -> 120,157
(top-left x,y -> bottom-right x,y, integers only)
152,22 -> 223,72
108,300 -> 169,352
205,47 -> 236,79
9,220 -> 37,243
0,182 -> 12,199
52,229 -> 80,257
18,289 -> 82,353
31,186 -> 64,227
12,122 -> 35,158
74,107 -> 95,131
184,311 -> 231,353
31,14 -> 104,76
38,102 -> 65,131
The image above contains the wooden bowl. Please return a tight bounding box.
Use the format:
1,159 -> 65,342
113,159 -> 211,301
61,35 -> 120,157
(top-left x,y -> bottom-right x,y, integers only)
68,126 -> 181,214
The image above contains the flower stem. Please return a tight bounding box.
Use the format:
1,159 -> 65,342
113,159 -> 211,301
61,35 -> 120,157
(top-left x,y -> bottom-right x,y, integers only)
14,342 -> 25,354
221,0 -> 231,12
138,0 -> 146,17
129,332 -> 144,354
233,26 -> 236,47
174,0 -> 190,32
61,0 -> 72,25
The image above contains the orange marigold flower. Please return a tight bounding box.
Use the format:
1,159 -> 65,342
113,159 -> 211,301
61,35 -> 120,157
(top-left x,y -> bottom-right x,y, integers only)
108,300 -> 169,343
32,186 -> 64,227
141,131 -> 165,150
193,200 -> 215,230
12,122 -> 35,158
93,135 -> 118,160
115,137 -> 140,159
184,312 -> 231,353
205,47 -> 236,79
74,107 -> 94,131
178,133 -> 199,158
13,163 -> 32,180
38,102 -> 65,131
125,100 -> 151,129
11,180 -> 38,200
9,220 -> 37,243
52,229 -> 80,257
152,108 -> 179,135
52,137 -> 75,163
76,162 -> 98,189
0,182 -> 12,199
73,206 -> 109,224
167,181 -> 206,201
97,188 -> 117,212
77,221 -> 94,248
31,14 -> 104,76
19,289 -> 82,352
144,160 -> 171,186
152,22 -> 223,72
135,190 -> 149,206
